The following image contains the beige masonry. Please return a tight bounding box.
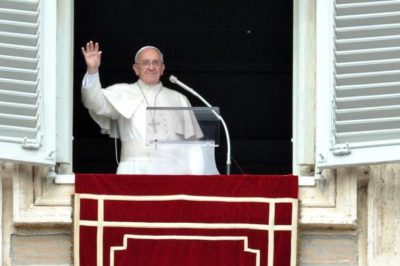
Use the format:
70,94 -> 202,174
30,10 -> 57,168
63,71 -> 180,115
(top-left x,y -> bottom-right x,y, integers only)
3,156 -> 400,265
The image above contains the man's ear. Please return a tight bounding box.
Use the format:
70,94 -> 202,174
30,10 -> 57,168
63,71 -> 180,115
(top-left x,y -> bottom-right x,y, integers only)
160,64 -> 165,75
132,64 -> 139,76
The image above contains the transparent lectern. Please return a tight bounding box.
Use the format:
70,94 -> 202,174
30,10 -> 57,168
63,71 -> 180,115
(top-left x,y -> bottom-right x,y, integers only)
146,107 -> 220,175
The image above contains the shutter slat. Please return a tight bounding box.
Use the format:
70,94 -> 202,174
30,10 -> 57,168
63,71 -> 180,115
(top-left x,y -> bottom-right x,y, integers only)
0,78 -> 37,93
0,8 -> 38,23
336,47 -> 400,62
337,2 -> 400,16
336,82 -> 400,97
336,117 -> 400,132
0,89 -> 37,105
336,70 -> 400,86
0,101 -> 37,116
336,58 -> 400,74
336,46 -> 400,59
336,93 -> 400,109
0,19 -> 38,35
336,36 -> 400,52
0,67 -> 37,81
337,0 -> 379,4
336,24 -> 400,39
336,12 -> 400,27
336,128 -> 400,143
0,1 -> 38,11
0,55 -> 37,70
0,31 -> 38,46
0,43 -> 37,58
337,105 -> 400,120
0,124 -> 37,139
0,113 -> 37,128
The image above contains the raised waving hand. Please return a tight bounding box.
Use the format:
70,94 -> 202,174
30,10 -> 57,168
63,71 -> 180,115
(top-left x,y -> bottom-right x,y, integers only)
81,41 -> 102,74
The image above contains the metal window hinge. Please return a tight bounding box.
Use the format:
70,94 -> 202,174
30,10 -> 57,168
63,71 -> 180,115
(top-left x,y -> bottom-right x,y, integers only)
22,138 -> 41,150
332,143 -> 351,156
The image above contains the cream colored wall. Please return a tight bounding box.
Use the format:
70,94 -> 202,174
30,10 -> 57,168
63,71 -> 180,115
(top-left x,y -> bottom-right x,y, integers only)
0,163 -> 362,265
3,159 -> 396,266
298,164 -> 400,266
1,162 -> 73,265
367,164 -> 400,265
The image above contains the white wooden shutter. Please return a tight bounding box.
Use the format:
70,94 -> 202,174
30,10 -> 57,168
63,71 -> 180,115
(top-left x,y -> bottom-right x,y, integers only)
0,0 -> 56,165
316,0 -> 400,168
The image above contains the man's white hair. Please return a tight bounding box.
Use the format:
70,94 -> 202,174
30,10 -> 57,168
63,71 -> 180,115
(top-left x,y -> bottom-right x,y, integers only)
134,46 -> 164,63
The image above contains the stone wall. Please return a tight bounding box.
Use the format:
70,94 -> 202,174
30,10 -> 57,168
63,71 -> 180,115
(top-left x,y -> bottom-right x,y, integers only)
1,162 -> 400,265
1,163 -> 73,265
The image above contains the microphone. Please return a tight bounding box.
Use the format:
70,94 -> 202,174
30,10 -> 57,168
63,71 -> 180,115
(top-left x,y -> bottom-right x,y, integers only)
169,75 -> 232,174
169,75 -> 202,101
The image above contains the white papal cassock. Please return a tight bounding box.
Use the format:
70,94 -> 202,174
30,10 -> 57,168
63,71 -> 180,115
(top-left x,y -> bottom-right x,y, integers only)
81,73 -> 220,175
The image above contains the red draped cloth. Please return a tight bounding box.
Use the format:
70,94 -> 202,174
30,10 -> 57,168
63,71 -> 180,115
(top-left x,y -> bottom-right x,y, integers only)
74,174 -> 298,266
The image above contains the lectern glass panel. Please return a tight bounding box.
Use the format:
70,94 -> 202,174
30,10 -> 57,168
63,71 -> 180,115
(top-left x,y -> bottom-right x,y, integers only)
145,107 -> 221,175
145,107 -> 220,146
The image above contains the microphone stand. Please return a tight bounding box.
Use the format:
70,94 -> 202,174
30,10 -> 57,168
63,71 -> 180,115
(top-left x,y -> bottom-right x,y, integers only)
169,75 -> 231,174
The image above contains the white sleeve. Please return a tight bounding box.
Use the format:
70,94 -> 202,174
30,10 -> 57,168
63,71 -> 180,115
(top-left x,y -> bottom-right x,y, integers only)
82,72 -> 100,88
81,72 -> 120,119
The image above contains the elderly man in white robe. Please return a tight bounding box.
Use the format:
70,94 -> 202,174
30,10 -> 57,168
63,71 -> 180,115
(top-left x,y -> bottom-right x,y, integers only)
81,41 -> 216,174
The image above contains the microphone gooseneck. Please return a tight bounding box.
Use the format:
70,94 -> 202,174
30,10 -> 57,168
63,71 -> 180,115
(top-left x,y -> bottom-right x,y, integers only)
169,75 -> 232,174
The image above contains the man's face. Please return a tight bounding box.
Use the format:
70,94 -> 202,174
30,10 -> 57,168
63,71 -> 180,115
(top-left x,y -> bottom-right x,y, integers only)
133,48 -> 165,86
